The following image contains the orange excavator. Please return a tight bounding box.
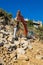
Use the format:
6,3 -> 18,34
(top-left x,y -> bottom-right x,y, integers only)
16,10 -> 28,37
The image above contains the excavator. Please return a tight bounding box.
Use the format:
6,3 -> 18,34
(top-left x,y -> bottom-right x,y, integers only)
14,10 -> 28,39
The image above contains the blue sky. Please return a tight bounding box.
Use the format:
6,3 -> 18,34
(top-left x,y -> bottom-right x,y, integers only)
0,0 -> 43,23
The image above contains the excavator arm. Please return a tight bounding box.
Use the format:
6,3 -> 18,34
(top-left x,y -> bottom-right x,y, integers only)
16,10 -> 28,36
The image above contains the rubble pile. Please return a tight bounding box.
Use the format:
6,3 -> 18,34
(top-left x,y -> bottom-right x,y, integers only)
0,12 -> 43,65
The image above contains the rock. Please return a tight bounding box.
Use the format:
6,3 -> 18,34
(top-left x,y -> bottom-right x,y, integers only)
14,41 -> 20,46
0,33 -> 3,38
21,41 -> 28,50
28,44 -> 33,50
36,55 -> 43,60
12,45 -> 17,50
17,48 -> 25,55
4,44 -> 10,49
2,38 -> 7,44
7,36 -> 12,42
8,45 -> 17,52
14,53 -> 18,60
17,48 -> 25,59
25,57 -> 29,61
0,42 -> 4,47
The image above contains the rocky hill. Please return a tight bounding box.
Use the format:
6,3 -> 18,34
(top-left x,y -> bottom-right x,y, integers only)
0,9 -> 43,65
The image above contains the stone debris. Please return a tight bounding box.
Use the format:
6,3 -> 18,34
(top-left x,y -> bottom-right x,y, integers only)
0,23 -> 43,65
